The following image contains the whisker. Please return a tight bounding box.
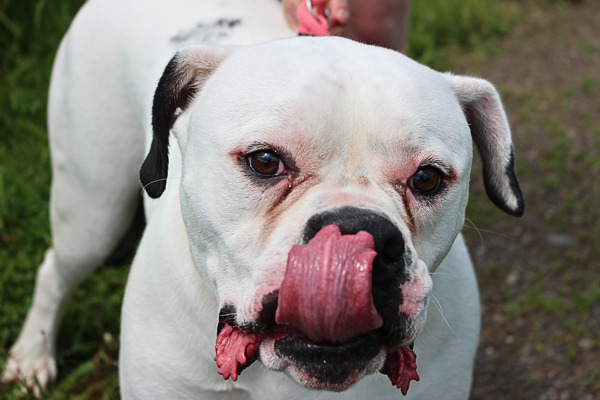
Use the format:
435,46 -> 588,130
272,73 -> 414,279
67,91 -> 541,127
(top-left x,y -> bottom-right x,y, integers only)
471,227 -> 512,240
139,177 -> 180,194
431,294 -> 456,337
463,218 -> 484,251
463,218 -> 513,244
280,370 -> 286,400
428,270 -> 451,276
160,271 -> 197,286
194,278 -> 210,305
218,311 -> 237,320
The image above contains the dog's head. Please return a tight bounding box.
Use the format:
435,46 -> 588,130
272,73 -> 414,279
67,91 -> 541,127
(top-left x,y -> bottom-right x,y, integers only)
140,37 -> 524,393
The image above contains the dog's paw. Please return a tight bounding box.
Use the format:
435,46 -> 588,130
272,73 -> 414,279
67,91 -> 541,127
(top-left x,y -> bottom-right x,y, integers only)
2,334 -> 57,397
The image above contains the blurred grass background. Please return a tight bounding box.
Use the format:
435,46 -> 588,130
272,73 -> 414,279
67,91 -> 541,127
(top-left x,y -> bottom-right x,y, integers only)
1,0 -> 597,399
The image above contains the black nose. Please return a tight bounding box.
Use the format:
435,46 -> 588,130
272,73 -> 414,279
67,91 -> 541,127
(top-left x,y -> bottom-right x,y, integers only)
302,206 -> 411,294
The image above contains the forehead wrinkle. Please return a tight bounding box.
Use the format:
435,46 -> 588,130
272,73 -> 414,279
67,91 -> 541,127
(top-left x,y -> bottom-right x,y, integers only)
366,113 -> 467,171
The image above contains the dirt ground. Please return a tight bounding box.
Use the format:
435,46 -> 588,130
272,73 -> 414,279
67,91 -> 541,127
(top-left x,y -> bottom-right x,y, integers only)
446,1 -> 600,399
1,1 -> 598,399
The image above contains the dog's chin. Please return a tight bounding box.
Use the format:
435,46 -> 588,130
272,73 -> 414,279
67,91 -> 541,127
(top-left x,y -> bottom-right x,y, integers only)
259,327 -> 387,391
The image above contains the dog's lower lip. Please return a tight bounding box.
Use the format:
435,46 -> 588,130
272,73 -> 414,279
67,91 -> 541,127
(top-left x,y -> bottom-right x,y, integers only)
269,328 -> 384,388
265,324 -> 418,355
273,328 -> 382,353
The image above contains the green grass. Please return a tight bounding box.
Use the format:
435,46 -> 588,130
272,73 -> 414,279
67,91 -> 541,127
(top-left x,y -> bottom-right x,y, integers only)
407,0 -> 518,69
0,0 -> 520,398
0,0 -> 123,398
1,0 -> 84,345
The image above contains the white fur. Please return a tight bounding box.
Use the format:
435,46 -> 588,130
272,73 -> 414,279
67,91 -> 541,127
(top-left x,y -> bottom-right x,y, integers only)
3,0 -> 523,399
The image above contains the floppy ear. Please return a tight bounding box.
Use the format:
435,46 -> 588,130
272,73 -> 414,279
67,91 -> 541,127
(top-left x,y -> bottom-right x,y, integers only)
140,46 -> 230,198
444,73 -> 525,217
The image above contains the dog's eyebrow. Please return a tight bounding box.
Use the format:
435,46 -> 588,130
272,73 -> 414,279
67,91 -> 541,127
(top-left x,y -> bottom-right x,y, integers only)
244,142 -> 299,172
393,146 -> 457,176
420,157 -> 454,176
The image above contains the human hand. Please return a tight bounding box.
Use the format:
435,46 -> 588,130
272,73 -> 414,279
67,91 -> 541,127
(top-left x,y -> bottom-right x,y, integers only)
281,0 -> 411,52
282,0 -> 350,32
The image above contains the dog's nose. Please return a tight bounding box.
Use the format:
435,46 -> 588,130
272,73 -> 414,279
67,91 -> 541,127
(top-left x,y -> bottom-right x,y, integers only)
302,206 -> 410,291
301,207 -> 412,344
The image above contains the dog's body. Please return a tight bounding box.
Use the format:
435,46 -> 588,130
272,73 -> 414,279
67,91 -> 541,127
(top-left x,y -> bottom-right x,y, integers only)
3,0 -> 524,398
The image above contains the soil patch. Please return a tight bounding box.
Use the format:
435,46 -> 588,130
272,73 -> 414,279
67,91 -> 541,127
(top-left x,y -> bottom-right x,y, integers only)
446,1 -> 600,399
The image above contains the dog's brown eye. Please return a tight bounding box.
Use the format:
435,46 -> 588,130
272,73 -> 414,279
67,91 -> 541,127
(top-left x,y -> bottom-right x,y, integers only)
248,151 -> 285,177
410,166 -> 442,194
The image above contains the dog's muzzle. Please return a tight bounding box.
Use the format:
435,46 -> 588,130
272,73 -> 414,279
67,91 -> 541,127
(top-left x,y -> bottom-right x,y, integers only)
215,207 -> 428,394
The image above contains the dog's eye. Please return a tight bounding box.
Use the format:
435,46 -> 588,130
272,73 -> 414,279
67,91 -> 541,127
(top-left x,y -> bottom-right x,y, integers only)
410,166 -> 443,195
247,151 -> 286,177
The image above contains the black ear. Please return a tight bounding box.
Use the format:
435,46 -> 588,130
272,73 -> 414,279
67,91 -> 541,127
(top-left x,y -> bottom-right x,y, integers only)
140,46 -> 230,198
444,73 -> 525,217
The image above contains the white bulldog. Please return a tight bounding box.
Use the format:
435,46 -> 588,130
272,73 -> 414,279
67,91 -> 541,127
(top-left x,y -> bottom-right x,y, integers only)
2,0 -> 524,399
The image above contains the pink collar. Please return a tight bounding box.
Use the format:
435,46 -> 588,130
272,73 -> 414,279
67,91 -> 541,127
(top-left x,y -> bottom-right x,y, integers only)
297,0 -> 331,36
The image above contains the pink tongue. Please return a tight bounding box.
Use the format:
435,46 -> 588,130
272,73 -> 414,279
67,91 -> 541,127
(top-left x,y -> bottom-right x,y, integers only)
275,224 -> 383,343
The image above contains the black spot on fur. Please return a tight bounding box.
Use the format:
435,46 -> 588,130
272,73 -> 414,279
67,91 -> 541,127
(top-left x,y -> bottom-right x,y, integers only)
243,290 -> 279,332
170,18 -> 242,44
217,304 -> 238,334
379,312 -> 412,347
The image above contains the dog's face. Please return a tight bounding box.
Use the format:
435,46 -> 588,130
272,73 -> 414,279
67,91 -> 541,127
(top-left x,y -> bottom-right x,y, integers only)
141,37 -> 523,392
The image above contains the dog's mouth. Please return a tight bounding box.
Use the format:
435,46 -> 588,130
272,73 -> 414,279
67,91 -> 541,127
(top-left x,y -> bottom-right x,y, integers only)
214,224 -> 426,394
264,325 -> 419,394
215,322 -> 419,394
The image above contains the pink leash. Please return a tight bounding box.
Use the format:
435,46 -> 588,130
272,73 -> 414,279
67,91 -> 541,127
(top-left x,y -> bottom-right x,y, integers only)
297,0 -> 331,36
